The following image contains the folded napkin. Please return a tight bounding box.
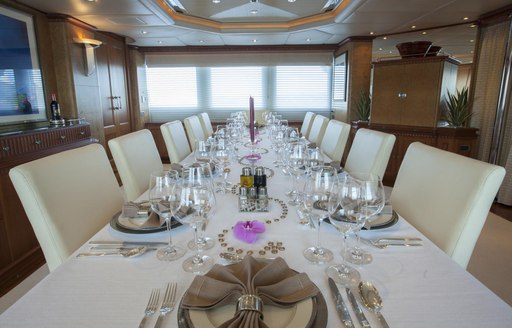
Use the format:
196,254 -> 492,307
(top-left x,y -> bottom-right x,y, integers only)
181,255 -> 319,328
122,202 -> 151,218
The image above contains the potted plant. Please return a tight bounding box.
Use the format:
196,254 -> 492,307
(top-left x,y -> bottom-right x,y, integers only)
443,87 -> 473,127
355,91 -> 371,122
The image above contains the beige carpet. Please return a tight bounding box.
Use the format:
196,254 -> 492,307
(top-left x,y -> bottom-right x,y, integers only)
467,212 -> 512,306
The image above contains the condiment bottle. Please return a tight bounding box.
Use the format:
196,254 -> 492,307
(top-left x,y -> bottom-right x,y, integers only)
240,167 -> 253,187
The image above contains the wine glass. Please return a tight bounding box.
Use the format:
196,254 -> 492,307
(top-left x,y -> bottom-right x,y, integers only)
326,174 -> 361,285
287,142 -> 308,205
302,165 -> 337,264
182,163 -> 216,251
148,170 -> 186,261
211,138 -> 231,193
176,168 -> 216,274
341,172 -> 385,265
194,140 -> 211,162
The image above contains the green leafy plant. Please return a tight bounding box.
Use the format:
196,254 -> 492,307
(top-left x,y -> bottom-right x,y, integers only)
443,87 -> 473,127
355,91 -> 371,121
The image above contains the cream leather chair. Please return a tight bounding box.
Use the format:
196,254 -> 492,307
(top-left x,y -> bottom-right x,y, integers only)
307,114 -> 329,146
344,128 -> 396,179
198,112 -> 214,137
108,129 -> 164,202
320,119 -> 351,163
300,111 -> 316,138
184,115 -> 207,151
9,144 -> 123,271
160,120 -> 192,163
390,142 -> 506,269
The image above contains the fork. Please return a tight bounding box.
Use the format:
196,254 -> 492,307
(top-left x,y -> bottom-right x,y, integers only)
154,282 -> 178,328
138,288 -> 160,328
361,237 -> 423,249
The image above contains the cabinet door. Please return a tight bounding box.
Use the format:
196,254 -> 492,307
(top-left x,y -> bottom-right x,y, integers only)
371,64 -> 403,125
108,41 -> 130,137
401,62 -> 442,127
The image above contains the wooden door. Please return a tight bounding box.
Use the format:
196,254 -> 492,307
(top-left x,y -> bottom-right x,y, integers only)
370,63 -> 403,125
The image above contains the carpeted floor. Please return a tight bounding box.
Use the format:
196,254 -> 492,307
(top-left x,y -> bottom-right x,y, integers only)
467,212 -> 512,306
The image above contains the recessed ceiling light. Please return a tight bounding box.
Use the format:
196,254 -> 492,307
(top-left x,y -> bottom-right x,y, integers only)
463,17 -> 469,20
306,38 -> 311,42
157,40 -> 163,44
470,39 -> 474,42
288,0 -> 296,2
411,25 -> 416,29
379,47 -> 383,51
470,24 -> 477,28
422,31 -> 427,35
383,36 -> 387,40
389,51 -> 393,54
250,9 -> 258,14
212,0 -> 221,3
199,40 -> 204,43
253,39 -> 257,43
369,32 -> 374,35
141,30 -> 148,34
85,0 -> 97,2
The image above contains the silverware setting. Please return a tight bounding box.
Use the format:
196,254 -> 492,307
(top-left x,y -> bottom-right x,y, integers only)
154,282 -> 178,328
139,288 -> 160,328
346,287 -> 371,328
76,246 -> 151,258
359,281 -> 390,328
89,241 -> 168,247
361,237 -> 423,249
328,278 -> 354,328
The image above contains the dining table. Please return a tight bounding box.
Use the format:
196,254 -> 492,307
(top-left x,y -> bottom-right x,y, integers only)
1,128 -> 512,328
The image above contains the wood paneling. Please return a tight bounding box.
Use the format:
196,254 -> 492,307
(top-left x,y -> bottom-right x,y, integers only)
0,124 -> 96,297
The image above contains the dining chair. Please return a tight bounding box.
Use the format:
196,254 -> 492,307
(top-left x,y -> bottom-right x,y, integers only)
300,111 -> 316,139
320,119 -> 351,163
184,115 -> 207,151
344,128 -> 396,179
307,114 -> 329,146
9,144 -> 124,271
160,120 -> 192,163
390,142 -> 506,269
198,112 -> 214,138
108,129 -> 164,201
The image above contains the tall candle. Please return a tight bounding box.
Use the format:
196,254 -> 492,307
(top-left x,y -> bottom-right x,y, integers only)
249,96 -> 255,143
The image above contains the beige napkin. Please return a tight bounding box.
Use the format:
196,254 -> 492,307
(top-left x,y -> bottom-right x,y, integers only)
181,255 -> 319,328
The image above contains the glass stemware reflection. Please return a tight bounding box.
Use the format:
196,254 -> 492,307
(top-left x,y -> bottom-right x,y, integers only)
211,138 -> 231,193
302,165 -> 336,264
326,174 -> 361,285
183,163 -> 216,251
287,142 -> 307,205
149,170 -> 186,261
177,167 -> 216,274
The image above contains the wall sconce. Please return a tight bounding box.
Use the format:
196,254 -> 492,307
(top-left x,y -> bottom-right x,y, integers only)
73,38 -> 102,76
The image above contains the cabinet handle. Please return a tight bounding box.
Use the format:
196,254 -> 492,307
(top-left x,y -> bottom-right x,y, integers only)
35,140 -> 42,145
398,92 -> 407,99
2,145 -> 9,152
60,135 -> 66,140
80,131 -> 85,135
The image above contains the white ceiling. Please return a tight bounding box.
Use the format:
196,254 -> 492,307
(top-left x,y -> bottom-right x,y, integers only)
16,0 -> 512,63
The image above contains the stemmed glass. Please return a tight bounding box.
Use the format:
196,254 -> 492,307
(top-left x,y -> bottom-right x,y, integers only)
341,172 -> 385,265
326,174 -> 361,285
302,165 -> 337,264
287,142 -> 307,205
176,167 -> 216,274
211,138 -> 231,193
149,170 -> 186,261
183,163 -> 216,251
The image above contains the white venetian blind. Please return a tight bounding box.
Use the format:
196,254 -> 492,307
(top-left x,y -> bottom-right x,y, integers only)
210,67 -> 264,109
147,67 -> 198,108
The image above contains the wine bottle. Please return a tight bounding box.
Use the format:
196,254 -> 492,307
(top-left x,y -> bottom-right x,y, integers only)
50,94 -> 61,120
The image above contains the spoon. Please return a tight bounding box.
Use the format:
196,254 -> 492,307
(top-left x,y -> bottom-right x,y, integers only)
76,246 -> 150,258
358,281 -> 390,328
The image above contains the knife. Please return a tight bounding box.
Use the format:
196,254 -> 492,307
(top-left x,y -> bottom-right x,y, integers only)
346,287 -> 371,328
89,241 -> 167,247
328,278 -> 354,328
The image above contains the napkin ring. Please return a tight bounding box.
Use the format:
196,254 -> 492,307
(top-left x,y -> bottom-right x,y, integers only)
236,294 -> 263,317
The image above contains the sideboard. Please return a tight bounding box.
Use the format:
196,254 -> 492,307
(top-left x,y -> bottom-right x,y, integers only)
0,123 -> 96,296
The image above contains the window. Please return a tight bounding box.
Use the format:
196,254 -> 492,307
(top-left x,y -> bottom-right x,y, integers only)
210,67 -> 263,109
147,67 -> 198,108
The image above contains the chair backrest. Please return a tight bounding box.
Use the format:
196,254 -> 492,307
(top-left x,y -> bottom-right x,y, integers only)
307,115 -> 329,145
184,115 -> 207,150
198,112 -> 214,137
390,142 -> 505,268
160,120 -> 192,163
108,129 -> 163,201
300,111 -> 316,138
9,144 -> 123,271
320,119 -> 351,163
344,128 -> 396,179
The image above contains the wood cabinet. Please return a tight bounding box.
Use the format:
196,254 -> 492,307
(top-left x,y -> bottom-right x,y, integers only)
345,122 -> 479,186
0,124 -> 96,297
96,33 -> 131,154
371,56 -> 458,127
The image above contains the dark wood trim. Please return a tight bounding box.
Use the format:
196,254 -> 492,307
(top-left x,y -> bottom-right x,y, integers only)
0,247 -> 45,297
372,55 -> 460,66
478,4 -> 512,26
46,13 -> 97,31
337,36 -> 375,47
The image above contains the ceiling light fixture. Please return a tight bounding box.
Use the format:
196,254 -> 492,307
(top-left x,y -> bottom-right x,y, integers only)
383,36 -> 387,40
411,25 -> 416,29
141,30 -> 148,34
369,32 -> 374,35
422,31 -> 427,35
463,17 -> 469,20
73,38 -> 102,76
379,47 -> 383,51
250,9 -> 258,14
470,39 -> 474,42
288,0 -> 296,2
306,38 -> 311,42
212,0 -> 221,3
470,24 -> 477,28
253,39 -> 257,43
157,40 -> 163,44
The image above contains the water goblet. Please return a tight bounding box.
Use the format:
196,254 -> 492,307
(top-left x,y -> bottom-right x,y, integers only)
211,138 -> 232,193
149,170 -> 186,261
302,165 -> 337,264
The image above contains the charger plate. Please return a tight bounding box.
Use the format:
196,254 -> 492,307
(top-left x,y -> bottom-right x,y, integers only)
109,211 -> 181,234
177,264 -> 327,328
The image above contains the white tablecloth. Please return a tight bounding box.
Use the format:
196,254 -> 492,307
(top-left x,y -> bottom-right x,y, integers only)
1,133 -> 511,327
